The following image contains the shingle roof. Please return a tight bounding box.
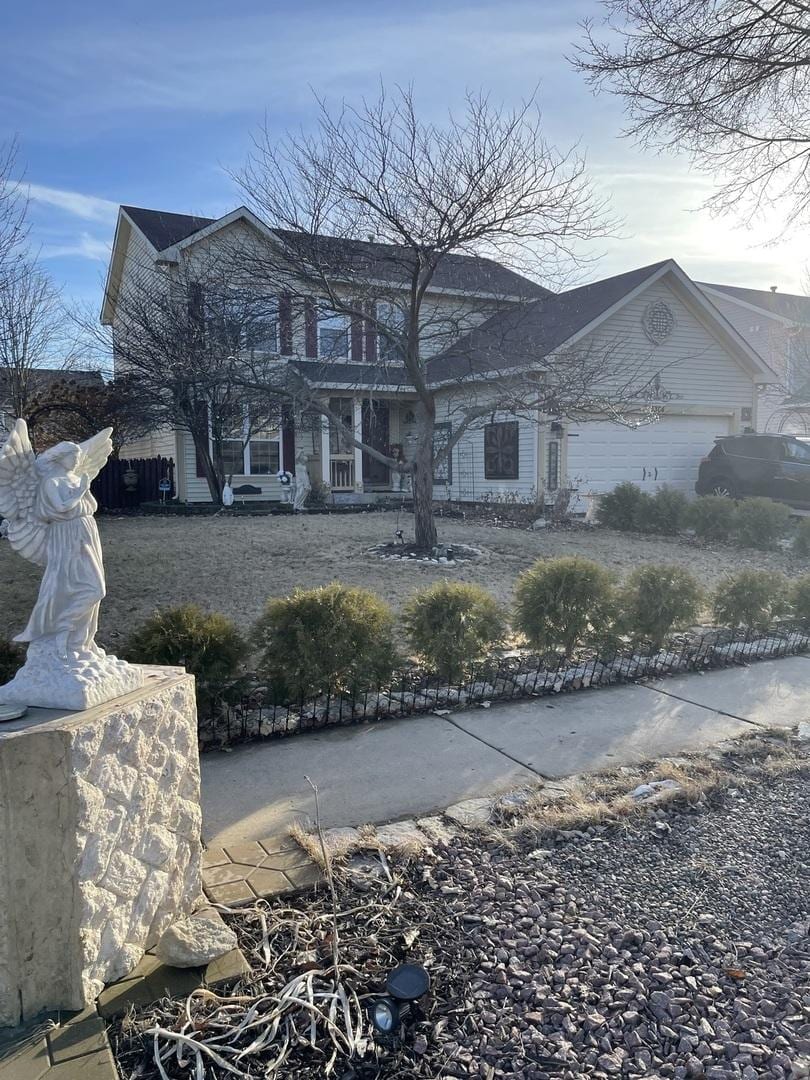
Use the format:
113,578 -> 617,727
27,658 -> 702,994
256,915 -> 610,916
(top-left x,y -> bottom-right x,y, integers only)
699,282 -> 810,325
290,360 -> 410,389
428,261 -> 669,383
0,368 -> 104,402
122,206 -> 217,250
121,205 -> 548,299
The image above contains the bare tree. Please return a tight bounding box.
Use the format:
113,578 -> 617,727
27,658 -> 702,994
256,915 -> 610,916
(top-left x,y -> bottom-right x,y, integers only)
102,253 -> 286,503
24,374 -> 157,453
575,0 -> 810,228
230,88 -> 625,546
0,139 -> 27,293
231,87 -> 668,547
0,257 -> 79,421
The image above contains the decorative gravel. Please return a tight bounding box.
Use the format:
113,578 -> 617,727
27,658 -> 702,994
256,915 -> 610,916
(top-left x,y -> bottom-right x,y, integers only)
113,762 -> 809,1079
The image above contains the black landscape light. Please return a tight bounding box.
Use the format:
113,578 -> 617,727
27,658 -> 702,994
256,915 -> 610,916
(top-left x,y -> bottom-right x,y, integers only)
368,962 -> 430,1037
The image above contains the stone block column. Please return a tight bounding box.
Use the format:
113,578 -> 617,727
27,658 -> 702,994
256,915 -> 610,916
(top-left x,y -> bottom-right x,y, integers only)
0,668 -> 202,1027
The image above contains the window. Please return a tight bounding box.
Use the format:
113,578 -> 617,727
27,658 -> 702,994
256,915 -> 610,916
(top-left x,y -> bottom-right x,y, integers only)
783,439 -> 810,463
248,430 -> 280,474
727,436 -> 778,460
243,306 -> 279,356
484,421 -> 519,480
433,422 -> 452,484
378,302 -> 405,364
318,311 -> 351,359
221,439 -> 246,476
546,439 -> 560,492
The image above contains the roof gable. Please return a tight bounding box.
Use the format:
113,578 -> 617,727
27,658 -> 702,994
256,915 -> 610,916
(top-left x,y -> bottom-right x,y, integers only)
428,260 -> 775,385
121,206 -> 216,251
698,282 -> 810,326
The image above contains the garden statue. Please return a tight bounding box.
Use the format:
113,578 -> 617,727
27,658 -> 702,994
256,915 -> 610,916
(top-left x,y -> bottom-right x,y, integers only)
0,419 -> 144,710
292,447 -> 311,512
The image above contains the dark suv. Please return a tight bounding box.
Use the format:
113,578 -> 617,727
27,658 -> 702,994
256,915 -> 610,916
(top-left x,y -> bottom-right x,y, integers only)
696,433 -> 810,505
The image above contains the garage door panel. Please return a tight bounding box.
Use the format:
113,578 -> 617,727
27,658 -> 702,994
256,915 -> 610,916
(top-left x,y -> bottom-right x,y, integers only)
567,416 -> 731,501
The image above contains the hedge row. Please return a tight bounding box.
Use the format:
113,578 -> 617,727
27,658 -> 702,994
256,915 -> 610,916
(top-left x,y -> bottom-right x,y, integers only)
597,483 -> 799,551
47,561 -> 810,705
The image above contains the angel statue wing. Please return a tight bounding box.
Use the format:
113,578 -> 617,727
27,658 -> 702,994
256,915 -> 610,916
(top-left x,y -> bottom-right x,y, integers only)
0,419 -> 47,567
77,427 -> 113,481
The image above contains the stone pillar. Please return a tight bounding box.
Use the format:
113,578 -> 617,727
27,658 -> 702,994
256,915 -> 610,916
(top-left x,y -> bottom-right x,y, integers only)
352,397 -> 364,492
0,668 -> 202,1026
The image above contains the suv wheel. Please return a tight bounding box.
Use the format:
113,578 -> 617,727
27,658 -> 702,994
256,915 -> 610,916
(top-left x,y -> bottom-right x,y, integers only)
711,479 -> 736,498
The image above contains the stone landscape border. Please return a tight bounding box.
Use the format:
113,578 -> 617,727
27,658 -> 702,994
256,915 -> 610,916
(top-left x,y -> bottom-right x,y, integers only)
199,624 -> 810,750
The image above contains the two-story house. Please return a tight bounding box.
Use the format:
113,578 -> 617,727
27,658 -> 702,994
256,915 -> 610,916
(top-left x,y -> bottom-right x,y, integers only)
102,204 -> 775,506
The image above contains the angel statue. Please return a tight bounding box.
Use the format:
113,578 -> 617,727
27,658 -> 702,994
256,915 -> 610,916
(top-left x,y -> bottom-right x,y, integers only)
0,419 -> 144,711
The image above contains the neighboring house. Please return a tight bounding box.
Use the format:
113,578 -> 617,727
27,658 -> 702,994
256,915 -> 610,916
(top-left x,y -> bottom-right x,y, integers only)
101,205 -> 776,506
697,282 -> 810,434
0,368 -> 104,433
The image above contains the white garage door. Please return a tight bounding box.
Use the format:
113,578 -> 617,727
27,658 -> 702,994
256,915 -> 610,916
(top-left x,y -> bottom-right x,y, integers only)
567,415 -> 731,498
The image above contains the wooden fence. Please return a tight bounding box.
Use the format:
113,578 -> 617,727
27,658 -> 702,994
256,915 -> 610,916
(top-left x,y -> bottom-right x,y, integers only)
92,456 -> 175,510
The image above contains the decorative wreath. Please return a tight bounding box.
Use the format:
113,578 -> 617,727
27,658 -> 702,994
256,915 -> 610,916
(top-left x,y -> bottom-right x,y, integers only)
276,470 -> 293,486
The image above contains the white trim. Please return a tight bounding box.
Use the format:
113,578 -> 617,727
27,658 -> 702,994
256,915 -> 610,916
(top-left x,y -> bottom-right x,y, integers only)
698,284 -> 797,328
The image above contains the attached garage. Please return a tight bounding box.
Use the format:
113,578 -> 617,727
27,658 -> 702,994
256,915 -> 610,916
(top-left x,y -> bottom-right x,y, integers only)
566,414 -> 732,500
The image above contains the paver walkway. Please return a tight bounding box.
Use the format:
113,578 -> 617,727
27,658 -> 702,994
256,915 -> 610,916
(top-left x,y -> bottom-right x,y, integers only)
201,655 -> 810,848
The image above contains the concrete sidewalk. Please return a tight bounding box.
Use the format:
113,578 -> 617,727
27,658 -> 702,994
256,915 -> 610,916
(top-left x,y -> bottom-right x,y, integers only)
201,655 -> 810,847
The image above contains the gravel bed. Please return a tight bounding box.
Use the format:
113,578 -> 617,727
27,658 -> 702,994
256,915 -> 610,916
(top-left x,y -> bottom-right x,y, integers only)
113,765 -> 809,1079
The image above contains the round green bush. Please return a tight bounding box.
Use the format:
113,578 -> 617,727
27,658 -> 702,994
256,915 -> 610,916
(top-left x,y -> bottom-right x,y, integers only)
123,604 -> 248,705
791,574 -> 810,627
597,482 -> 644,532
403,581 -> 506,679
514,556 -> 616,655
687,495 -> 738,541
793,517 -> 810,557
253,583 -> 398,699
645,486 -> 690,535
712,570 -> 791,630
0,639 -> 26,685
734,497 -> 792,550
617,564 -> 703,649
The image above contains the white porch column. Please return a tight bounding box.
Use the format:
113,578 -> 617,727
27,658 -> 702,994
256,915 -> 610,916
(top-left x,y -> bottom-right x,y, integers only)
352,397 -> 364,491
320,414 -> 331,486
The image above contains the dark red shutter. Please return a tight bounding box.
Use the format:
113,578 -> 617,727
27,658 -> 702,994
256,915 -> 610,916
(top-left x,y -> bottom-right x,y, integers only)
304,298 -> 318,358
351,300 -> 364,361
279,294 -> 293,355
194,404 -> 209,477
364,302 -> 377,363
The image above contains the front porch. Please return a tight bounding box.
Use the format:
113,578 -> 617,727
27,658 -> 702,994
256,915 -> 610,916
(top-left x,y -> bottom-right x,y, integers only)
308,395 -> 416,495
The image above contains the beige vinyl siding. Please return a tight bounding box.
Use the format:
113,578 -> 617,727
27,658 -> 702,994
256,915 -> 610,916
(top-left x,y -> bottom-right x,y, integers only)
178,428 -> 286,502
580,280 -> 755,414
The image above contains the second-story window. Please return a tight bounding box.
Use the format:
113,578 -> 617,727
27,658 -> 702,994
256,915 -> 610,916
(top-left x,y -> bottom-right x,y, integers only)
318,310 -> 351,360
377,302 -> 406,364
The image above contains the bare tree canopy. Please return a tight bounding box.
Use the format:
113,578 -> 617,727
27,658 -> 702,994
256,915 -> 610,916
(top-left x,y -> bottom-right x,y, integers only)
232,87 -> 623,546
576,1 -> 810,227
0,139 -> 28,292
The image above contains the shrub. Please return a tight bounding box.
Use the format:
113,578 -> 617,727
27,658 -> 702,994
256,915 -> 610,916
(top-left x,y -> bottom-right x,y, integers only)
734,496 -> 792,550
253,583 -> 398,699
687,495 -> 738,541
712,570 -> 791,630
644,486 -> 690,535
793,517 -> 810,557
403,581 -> 506,679
514,556 -> 616,655
617,564 -> 703,649
0,639 -> 25,685
123,605 -> 248,705
597,482 -> 645,532
791,574 -> 810,627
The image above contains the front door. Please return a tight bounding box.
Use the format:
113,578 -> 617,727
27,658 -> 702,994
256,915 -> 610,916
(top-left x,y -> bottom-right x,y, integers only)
362,400 -> 390,487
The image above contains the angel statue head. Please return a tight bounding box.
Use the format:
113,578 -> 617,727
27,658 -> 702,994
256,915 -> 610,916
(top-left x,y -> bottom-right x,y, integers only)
0,419 -> 144,711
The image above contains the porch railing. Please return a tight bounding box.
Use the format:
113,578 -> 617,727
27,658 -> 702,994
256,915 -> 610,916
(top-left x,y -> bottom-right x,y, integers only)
330,456 -> 355,490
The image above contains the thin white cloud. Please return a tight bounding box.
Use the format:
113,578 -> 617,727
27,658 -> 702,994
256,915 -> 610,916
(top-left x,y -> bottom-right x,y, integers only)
41,233 -> 111,262
27,183 -> 118,223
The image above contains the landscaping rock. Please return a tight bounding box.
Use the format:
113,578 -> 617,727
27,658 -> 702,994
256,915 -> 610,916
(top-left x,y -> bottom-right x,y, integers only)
444,797 -> 494,826
154,915 -> 237,968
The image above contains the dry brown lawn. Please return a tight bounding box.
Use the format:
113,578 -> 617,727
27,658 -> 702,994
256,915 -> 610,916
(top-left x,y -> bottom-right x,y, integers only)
1,510 -> 805,650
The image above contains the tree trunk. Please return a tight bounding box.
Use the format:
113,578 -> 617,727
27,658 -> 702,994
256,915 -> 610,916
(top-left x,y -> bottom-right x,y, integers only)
191,430 -> 223,504
412,406 -> 437,549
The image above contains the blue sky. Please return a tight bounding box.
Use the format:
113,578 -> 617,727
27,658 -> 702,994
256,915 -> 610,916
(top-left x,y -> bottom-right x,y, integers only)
2,0 -> 807,312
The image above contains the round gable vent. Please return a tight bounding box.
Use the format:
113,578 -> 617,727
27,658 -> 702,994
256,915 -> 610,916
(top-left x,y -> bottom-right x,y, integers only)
642,300 -> 675,345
